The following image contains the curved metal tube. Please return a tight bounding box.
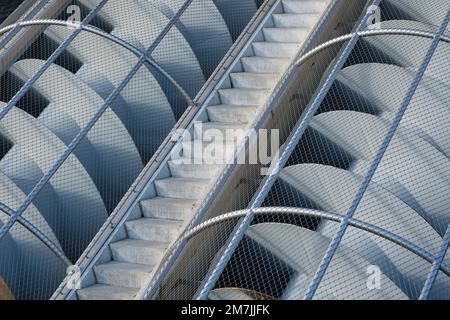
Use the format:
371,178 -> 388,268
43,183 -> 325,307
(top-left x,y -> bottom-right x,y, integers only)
0,204 -> 71,266
295,28 -> 450,66
177,207 -> 450,277
0,19 -> 194,106
0,0 -> 47,48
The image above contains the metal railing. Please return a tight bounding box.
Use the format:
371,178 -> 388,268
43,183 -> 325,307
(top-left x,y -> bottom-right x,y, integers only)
175,207 -> 450,277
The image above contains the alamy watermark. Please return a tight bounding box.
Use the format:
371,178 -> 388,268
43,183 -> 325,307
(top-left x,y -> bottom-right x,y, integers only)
366,265 -> 382,290
170,125 -> 280,176
66,5 -> 81,23
366,5 -> 382,30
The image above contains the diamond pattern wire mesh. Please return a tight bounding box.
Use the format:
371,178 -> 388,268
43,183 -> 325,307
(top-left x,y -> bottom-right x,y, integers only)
149,0 -> 450,300
0,0 -> 262,299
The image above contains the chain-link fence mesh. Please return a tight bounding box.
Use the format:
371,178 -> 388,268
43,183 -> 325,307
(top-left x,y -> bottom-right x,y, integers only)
148,0 -> 450,300
0,0 -> 264,300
